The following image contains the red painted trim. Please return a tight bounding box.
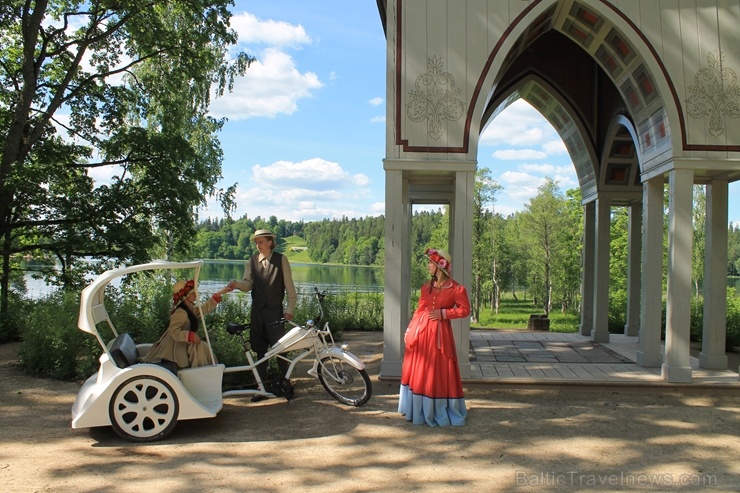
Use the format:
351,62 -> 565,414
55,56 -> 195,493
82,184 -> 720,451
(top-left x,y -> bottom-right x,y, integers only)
597,0 -> 740,152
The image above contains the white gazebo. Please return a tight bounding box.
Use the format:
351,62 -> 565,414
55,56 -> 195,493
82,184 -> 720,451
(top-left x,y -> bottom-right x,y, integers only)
377,0 -> 740,383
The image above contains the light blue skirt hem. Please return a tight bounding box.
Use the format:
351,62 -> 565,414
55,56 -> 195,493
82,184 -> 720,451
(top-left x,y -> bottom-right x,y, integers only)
398,384 -> 467,427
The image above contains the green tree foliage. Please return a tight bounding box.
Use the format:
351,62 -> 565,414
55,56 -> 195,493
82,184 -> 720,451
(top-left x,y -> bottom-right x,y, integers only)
558,188 -> 583,311
728,223 -> 740,276
471,167 -> 501,322
191,190 -> 590,319
608,207 -> 629,331
500,212 -> 528,299
692,185 -> 706,295
411,207 -> 447,289
0,0 -> 254,335
520,178 -> 568,315
193,215 -> 306,260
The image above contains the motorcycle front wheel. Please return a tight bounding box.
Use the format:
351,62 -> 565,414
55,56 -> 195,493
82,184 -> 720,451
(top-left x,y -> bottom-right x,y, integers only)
317,355 -> 372,406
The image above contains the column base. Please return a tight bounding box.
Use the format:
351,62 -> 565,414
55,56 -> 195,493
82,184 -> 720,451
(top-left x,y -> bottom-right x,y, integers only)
636,350 -> 662,367
459,362 -> 471,379
699,352 -> 728,370
578,324 -> 591,336
380,359 -> 402,379
590,329 -> 610,343
623,324 -> 639,337
661,363 -> 692,383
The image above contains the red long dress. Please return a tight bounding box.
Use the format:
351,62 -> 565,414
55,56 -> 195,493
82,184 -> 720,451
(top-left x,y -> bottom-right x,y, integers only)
398,279 -> 470,426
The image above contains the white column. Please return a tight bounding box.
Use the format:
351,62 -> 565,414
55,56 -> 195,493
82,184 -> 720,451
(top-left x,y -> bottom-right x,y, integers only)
452,170 -> 474,378
637,177 -> 664,367
700,180 -> 729,370
662,169 -> 694,383
624,202 -> 642,336
591,196 -> 611,343
579,202 -> 595,336
381,167 -> 410,378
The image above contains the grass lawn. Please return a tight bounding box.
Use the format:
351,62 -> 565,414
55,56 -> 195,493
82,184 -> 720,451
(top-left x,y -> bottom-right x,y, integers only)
472,296 -> 580,333
281,235 -> 312,263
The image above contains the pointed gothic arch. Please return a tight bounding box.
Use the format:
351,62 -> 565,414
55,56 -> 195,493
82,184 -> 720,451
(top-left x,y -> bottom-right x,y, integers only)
378,0 -> 740,383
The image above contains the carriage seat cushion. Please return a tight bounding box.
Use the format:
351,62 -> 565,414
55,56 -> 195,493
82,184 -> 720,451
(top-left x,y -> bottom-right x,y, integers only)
109,333 -> 138,369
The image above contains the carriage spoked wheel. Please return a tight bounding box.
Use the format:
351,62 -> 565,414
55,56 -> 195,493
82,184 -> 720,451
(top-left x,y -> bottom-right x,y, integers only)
109,375 -> 179,442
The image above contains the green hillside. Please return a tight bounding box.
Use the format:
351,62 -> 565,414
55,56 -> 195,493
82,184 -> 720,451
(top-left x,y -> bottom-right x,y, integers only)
281,235 -> 312,263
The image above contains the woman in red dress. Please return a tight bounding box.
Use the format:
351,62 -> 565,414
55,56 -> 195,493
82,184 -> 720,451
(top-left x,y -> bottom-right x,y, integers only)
398,248 -> 470,426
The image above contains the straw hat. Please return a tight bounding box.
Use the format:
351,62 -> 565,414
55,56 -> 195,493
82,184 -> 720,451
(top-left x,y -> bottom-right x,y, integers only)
250,229 -> 277,241
425,248 -> 451,277
172,279 -> 196,304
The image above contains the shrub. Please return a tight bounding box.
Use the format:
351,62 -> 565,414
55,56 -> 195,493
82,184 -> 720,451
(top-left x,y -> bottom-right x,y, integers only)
314,290 -> 383,333
0,292 -> 31,343
723,289 -> 740,348
19,292 -> 99,381
108,271 -> 173,343
689,296 -> 704,342
682,290 -> 740,348
607,288 -> 627,333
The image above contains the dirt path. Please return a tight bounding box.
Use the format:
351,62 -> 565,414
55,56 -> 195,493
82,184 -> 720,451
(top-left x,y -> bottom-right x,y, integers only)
1,333 -> 740,493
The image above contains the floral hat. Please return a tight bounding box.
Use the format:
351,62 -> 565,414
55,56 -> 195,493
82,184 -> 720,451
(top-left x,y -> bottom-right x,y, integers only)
172,279 -> 196,304
425,248 -> 451,277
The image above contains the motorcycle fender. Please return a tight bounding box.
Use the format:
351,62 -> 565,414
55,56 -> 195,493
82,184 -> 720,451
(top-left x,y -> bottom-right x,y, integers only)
313,346 -> 366,371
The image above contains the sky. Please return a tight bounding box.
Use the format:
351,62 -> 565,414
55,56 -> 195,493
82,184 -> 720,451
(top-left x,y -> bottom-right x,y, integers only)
199,0 -> 588,223
113,1 -> 740,224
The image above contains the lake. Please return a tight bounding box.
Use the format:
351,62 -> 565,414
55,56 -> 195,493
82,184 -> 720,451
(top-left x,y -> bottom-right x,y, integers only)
22,259 -> 384,299
23,261 -> 740,299
198,260 -> 384,295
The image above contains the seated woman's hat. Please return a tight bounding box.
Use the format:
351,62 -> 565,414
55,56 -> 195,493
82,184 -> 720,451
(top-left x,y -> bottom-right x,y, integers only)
250,229 -> 277,241
173,279 -> 196,304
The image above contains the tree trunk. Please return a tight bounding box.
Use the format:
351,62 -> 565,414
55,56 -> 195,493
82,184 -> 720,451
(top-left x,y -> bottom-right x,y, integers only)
472,271 -> 480,323
492,258 -> 500,314
1,228 -> 11,333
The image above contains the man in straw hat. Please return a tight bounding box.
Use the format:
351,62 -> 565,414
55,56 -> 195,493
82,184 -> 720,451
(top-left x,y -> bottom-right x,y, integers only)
229,229 -> 297,401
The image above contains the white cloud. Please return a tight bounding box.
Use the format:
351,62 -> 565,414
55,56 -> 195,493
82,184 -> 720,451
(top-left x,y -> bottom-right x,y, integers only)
208,48 -> 323,119
370,116 -> 385,123
481,124 -> 545,147
231,12 -> 312,48
499,170 -> 542,186
493,204 -> 519,217
552,173 -> 578,189
207,10 -> 324,120
369,202 -> 385,215
542,139 -> 568,155
493,149 -> 547,160
520,163 -> 559,174
201,158 -> 379,221
252,158 -> 369,191
498,171 -> 546,202
368,97 -> 383,106
480,99 -> 556,147
515,164 -> 576,188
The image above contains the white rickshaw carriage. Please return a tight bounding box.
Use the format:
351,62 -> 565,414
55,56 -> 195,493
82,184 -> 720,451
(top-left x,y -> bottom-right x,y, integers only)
71,260 -> 372,442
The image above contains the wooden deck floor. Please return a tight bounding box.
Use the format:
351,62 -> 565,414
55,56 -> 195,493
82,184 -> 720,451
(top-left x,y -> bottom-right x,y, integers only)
467,331 -> 740,387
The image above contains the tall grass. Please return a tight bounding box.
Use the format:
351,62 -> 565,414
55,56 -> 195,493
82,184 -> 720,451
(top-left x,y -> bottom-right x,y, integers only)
16,282 -> 386,381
